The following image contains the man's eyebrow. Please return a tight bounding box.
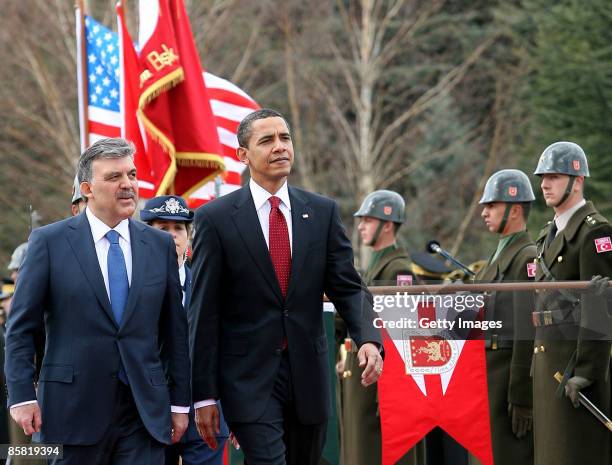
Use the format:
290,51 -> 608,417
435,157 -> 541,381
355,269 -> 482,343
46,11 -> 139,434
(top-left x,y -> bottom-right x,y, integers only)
256,133 -> 274,143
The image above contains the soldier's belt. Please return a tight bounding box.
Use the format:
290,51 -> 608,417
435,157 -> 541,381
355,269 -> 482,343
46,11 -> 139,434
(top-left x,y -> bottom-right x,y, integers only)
484,334 -> 513,350
532,308 -> 578,327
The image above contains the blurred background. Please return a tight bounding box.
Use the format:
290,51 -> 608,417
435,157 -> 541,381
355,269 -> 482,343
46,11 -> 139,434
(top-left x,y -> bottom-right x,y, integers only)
1,0 -> 611,269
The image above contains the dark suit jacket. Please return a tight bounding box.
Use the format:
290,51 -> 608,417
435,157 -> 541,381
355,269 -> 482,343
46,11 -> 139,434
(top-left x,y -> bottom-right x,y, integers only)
189,185 -> 380,425
4,213 -> 190,445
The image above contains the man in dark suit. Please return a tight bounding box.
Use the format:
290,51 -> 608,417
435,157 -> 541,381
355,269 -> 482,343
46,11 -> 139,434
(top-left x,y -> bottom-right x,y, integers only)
5,138 -> 191,465
189,108 -> 383,465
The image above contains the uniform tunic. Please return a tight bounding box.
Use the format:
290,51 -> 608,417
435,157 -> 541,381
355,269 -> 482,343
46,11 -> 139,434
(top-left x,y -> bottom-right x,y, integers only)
532,201 -> 612,465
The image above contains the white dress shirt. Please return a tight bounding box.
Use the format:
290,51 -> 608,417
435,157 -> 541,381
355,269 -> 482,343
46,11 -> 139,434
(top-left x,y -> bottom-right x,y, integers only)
249,178 -> 293,253
552,199 -> 586,236
86,207 -> 133,294
179,263 -> 186,306
193,179 -> 293,410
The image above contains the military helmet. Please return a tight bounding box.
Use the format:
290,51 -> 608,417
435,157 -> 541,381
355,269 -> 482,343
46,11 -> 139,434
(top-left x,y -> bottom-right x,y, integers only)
354,190 -> 405,224
534,141 -> 590,177
71,174 -> 84,204
8,242 -> 28,271
479,169 -> 535,204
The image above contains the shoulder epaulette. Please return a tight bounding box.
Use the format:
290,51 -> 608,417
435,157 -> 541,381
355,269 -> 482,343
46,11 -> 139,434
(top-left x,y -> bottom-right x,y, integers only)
584,213 -> 607,228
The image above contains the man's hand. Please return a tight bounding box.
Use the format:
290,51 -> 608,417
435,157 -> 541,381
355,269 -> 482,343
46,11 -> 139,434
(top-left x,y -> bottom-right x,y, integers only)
507,403 -> 532,438
10,402 -> 42,436
358,342 -> 383,387
195,404 -> 220,449
565,376 -> 593,408
171,412 -> 189,444
588,275 -> 609,295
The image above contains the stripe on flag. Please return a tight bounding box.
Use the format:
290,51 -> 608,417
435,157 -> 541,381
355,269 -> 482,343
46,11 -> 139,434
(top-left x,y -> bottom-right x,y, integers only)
186,72 -> 259,207
79,16 -> 122,148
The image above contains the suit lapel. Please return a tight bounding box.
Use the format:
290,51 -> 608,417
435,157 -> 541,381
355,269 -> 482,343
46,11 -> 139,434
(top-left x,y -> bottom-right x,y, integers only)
286,188 -> 314,301
231,186 -> 283,303
121,219 -> 146,329
66,213 -> 117,328
544,228 -> 565,269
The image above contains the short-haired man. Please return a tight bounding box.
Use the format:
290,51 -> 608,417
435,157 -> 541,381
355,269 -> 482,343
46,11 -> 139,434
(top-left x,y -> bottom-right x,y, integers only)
5,138 -> 191,465
474,169 -> 536,465
337,189 -> 425,465
531,141 -> 611,465
189,109 -> 383,465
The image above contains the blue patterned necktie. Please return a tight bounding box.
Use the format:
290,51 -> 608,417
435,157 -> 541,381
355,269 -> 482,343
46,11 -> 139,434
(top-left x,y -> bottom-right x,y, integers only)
106,229 -> 129,384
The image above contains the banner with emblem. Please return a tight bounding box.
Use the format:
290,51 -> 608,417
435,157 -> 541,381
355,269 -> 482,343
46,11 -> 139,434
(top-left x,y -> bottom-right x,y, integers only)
79,3 -> 258,205
121,0 -> 225,197
377,295 -> 494,465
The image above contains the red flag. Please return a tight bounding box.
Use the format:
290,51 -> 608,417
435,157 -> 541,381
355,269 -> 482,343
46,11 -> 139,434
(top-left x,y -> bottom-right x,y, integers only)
117,4 -> 152,196
137,0 -> 224,197
378,301 -> 494,465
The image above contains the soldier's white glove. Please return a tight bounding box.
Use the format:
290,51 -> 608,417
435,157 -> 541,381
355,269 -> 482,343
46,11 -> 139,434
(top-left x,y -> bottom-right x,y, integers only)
565,376 -> 593,408
588,275 -> 609,296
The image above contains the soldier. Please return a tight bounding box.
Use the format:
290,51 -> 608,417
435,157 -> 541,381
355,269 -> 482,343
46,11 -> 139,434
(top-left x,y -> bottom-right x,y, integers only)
470,169 -> 536,465
71,174 -> 86,216
7,243 -> 27,284
336,189 -> 424,465
531,141 -> 611,465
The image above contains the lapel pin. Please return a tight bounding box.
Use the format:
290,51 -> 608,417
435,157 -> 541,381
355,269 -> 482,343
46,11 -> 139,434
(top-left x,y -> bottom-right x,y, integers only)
302,213 -> 309,219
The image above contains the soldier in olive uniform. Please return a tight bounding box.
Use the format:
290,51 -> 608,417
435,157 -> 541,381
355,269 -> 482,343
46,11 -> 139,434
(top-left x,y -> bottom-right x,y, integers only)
470,170 -> 536,465
531,142 -> 611,465
336,190 -> 425,465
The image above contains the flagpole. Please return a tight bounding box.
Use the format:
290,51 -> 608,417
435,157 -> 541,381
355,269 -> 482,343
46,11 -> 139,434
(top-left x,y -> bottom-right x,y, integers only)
75,0 -> 89,151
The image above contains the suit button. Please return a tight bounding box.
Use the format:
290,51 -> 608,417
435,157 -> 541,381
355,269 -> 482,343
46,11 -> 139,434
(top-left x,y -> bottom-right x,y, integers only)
283,310 -> 289,317
557,256 -> 563,263
534,347 -> 539,354
539,345 -> 546,352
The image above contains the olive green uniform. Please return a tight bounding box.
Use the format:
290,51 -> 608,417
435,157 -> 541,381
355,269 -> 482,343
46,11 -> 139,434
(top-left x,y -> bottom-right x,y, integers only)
532,201 -> 612,465
337,245 -> 425,465
470,231 -> 535,465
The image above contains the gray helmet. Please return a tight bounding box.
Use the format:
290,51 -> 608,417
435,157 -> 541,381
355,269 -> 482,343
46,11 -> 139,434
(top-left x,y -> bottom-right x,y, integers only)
534,141 -> 590,177
354,190 -> 405,224
479,169 -> 535,204
8,242 -> 28,271
71,174 -> 84,204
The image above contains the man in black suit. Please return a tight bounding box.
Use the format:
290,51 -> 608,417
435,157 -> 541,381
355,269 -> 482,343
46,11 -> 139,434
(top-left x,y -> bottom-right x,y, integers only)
5,138 -> 191,464
189,108 -> 383,465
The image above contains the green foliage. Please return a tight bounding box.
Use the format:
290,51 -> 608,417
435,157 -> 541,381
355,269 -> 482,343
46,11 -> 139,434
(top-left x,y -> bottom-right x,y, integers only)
516,0 -> 612,216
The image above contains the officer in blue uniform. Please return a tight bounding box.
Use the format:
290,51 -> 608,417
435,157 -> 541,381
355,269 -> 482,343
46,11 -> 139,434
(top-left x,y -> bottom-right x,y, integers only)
141,195 -> 230,465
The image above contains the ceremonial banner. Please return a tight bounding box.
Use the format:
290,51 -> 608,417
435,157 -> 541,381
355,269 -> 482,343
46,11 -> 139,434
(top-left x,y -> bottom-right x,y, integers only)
78,6 -> 258,202
377,294 -> 494,465
136,0 -> 224,197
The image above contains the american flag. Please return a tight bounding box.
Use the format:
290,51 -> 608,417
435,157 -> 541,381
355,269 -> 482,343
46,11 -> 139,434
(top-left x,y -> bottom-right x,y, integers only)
77,15 -> 122,147
76,12 -> 258,203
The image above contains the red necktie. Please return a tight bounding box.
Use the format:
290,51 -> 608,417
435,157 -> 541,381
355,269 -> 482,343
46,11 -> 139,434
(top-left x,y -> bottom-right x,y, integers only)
268,196 -> 291,297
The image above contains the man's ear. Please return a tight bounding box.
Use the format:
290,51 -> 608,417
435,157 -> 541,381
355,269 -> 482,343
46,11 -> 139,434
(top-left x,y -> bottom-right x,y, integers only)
574,175 -> 585,193
237,147 -> 249,165
80,181 -> 93,200
510,204 -> 522,220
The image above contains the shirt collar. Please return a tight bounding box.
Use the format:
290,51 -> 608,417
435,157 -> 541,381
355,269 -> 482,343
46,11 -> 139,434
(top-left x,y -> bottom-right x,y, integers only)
178,263 -> 186,287
554,198 -> 586,232
249,178 -> 291,211
85,207 -> 131,244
